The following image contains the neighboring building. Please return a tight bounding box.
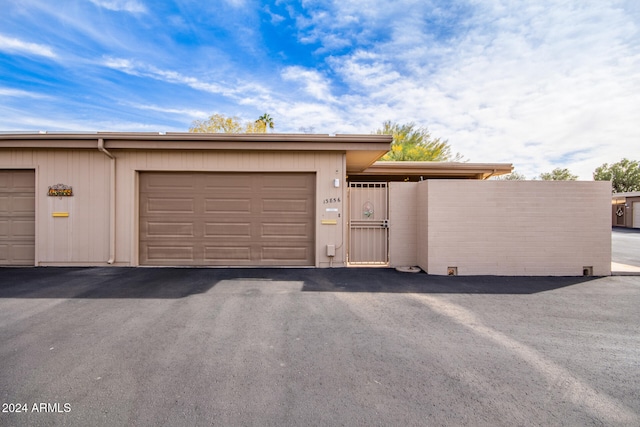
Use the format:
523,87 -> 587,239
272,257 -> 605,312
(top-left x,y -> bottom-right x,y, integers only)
0,132 -> 611,275
612,192 -> 640,228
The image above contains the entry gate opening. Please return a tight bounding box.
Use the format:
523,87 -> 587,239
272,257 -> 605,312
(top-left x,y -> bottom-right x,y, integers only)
348,182 -> 389,265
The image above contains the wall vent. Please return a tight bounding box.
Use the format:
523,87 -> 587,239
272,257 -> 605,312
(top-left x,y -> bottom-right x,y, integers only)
583,266 -> 593,276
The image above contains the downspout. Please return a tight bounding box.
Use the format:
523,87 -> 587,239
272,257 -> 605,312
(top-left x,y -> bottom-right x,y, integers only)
98,138 -> 116,265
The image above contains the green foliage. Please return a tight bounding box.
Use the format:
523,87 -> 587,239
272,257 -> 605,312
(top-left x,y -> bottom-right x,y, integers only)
375,121 -> 463,162
189,113 -> 271,133
494,171 -> 527,180
538,167 -> 578,181
593,158 -> 640,193
256,113 -> 275,132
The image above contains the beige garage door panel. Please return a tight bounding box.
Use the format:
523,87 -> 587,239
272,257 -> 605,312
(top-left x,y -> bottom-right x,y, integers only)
0,170 -> 35,265
139,172 -> 315,266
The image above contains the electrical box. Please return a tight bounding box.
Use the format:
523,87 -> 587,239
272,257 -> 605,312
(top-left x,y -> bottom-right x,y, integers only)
327,245 -> 336,257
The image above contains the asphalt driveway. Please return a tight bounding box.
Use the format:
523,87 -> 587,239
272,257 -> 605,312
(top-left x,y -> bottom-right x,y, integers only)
1,268 -> 639,426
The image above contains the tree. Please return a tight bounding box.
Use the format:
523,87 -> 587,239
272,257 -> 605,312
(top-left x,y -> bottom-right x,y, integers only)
189,113 -> 271,133
594,158 -> 640,193
189,114 -> 245,133
256,113 -> 275,132
538,167 -> 578,181
375,121 -> 464,161
494,171 -> 527,180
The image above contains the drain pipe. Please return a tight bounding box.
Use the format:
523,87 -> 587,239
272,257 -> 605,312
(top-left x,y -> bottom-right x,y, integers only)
98,138 -> 116,265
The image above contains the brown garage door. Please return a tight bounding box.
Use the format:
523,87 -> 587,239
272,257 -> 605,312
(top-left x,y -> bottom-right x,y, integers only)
139,172 -> 315,266
0,170 -> 35,265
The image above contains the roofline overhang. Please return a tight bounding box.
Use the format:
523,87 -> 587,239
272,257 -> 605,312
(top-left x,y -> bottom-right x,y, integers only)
0,132 -> 392,173
351,161 -> 514,180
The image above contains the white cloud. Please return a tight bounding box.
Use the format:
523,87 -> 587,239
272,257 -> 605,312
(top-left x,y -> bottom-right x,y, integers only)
0,88 -> 51,99
128,103 -> 209,120
0,34 -> 56,58
6,0 -> 638,180
223,0 -> 246,7
286,0 -> 640,179
101,56 -> 273,104
281,66 -> 336,102
88,0 -> 147,14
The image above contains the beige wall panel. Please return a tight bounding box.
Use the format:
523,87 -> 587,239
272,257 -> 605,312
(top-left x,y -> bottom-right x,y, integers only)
388,182 -> 418,267
416,181 -> 429,269
422,180 -> 611,276
0,150 -> 111,265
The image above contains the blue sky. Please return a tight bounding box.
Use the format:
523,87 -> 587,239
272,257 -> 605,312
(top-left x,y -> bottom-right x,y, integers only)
1,0 -> 639,179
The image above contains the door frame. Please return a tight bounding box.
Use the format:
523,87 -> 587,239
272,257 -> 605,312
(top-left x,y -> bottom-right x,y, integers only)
347,181 -> 389,265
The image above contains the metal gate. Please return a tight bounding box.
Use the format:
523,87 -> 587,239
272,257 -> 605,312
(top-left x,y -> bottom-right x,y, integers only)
348,182 -> 388,265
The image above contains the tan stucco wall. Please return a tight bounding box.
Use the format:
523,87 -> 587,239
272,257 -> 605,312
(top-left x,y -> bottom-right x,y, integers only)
420,180 -> 612,276
388,182 -> 418,267
0,148 -> 347,267
0,149 -> 111,265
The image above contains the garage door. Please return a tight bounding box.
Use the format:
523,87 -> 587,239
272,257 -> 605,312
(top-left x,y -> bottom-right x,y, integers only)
0,170 -> 35,265
139,172 -> 315,266
634,202 -> 640,229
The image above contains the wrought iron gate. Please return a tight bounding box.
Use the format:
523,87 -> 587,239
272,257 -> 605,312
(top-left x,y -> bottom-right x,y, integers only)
348,182 -> 388,265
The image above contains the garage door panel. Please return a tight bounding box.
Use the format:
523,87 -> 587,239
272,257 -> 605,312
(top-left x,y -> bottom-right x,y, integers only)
10,244 -> 35,262
140,172 -> 315,266
203,174 -> 253,190
204,222 -> 251,238
262,222 -> 309,238
262,174 -> 314,190
261,246 -> 310,262
145,245 -> 195,262
204,198 -> 251,213
12,172 -> 36,188
0,196 -> 9,213
142,173 -> 197,190
262,198 -> 311,214
12,196 -> 36,214
0,170 -> 35,265
145,221 -> 195,237
0,243 -> 35,264
145,197 -> 195,214
204,246 -> 251,262
10,219 -> 36,238
0,195 -> 35,214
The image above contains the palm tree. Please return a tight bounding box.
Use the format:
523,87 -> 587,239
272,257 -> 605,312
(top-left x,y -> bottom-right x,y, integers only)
256,113 -> 275,132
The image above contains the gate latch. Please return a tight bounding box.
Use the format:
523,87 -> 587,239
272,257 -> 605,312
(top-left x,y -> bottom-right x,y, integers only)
381,220 -> 389,228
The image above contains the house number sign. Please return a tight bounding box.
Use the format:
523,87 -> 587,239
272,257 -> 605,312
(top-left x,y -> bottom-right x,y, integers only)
48,184 -> 73,197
